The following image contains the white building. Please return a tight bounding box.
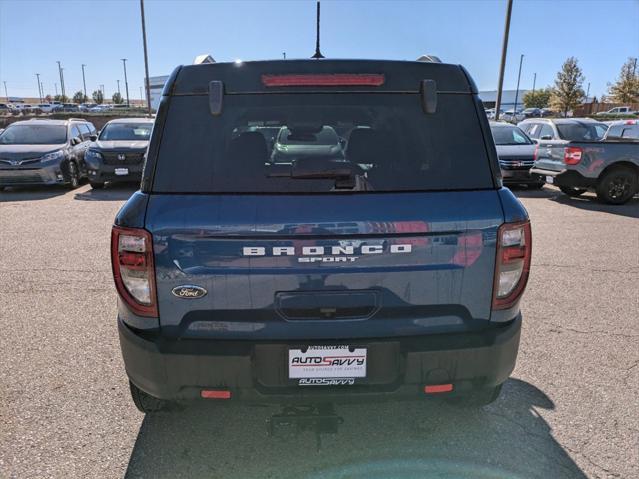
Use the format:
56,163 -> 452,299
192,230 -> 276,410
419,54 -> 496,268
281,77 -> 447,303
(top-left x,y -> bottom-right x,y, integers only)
479,90 -> 530,111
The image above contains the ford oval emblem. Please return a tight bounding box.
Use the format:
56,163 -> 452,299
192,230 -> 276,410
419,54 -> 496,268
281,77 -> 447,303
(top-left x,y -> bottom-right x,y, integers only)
171,285 -> 207,299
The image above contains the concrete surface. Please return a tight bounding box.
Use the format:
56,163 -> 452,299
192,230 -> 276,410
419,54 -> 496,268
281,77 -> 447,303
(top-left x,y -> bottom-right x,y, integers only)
0,184 -> 637,479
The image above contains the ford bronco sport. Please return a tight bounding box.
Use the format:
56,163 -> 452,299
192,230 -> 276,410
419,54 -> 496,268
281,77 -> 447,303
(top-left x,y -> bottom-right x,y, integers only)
112,59 -> 531,414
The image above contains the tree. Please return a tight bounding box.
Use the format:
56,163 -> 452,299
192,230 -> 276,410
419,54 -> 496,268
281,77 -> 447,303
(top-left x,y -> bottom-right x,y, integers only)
550,57 -> 585,117
72,91 -> 86,104
112,92 -> 124,104
53,94 -> 68,103
523,88 -> 552,109
44,95 -> 52,102
608,57 -> 639,103
92,89 -> 104,104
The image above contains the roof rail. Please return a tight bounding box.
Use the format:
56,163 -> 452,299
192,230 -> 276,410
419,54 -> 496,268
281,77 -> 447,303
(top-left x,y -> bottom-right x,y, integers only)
193,54 -> 215,65
68,118 -> 86,121
416,54 -> 442,63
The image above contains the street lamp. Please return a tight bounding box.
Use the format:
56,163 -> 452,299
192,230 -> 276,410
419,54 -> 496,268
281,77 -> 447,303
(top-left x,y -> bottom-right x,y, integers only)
121,58 -> 130,107
513,54 -> 524,113
117,79 -> 121,96
3,81 -> 8,100
140,0 -> 153,116
56,61 -> 66,99
494,0 -> 513,121
81,64 -> 88,101
36,73 -> 42,102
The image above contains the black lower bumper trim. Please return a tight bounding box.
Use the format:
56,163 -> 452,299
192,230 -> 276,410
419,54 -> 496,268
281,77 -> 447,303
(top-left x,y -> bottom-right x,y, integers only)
118,315 -> 522,403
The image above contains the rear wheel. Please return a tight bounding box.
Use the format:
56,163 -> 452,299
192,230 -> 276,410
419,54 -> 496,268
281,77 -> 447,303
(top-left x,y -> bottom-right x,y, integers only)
596,166 -> 638,205
446,384 -> 502,408
559,186 -> 587,197
129,381 -> 170,413
89,181 -> 104,189
529,182 -> 545,190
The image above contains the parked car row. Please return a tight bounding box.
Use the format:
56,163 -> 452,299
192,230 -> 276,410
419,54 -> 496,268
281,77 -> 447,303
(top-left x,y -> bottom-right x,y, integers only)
0,102 -> 134,115
0,117 -> 152,190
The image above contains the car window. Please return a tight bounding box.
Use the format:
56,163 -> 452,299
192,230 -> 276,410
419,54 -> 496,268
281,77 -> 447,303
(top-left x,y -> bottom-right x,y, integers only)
524,123 -> 540,138
0,125 -> 67,144
70,125 -> 83,140
153,93 -> 495,193
491,126 -> 533,145
78,123 -> 92,140
99,123 -> 153,141
539,124 -> 554,139
556,122 -> 606,141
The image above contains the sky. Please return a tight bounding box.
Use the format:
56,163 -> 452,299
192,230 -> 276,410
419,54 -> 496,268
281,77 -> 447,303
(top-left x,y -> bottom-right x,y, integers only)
0,0 -> 638,100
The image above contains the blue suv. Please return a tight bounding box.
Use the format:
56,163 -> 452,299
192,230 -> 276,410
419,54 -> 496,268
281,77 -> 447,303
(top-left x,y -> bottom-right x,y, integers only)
112,59 -> 531,413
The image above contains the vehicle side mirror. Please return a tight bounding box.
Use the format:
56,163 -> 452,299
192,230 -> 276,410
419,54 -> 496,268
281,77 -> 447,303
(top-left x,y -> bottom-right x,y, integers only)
540,135 -> 553,140
89,135 -> 98,141
71,136 -> 81,145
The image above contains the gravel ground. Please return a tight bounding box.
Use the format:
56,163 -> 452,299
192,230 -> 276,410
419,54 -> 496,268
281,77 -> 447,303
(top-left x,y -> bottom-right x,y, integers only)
0,184 -> 637,479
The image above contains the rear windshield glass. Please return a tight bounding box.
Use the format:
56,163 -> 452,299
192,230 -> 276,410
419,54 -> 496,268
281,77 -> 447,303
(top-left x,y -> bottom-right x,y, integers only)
606,124 -> 639,140
556,122 -> 607,141
0,125 -> 67,145
152,93 -> 494,193
491,125 -> 532,145
100,123 -> 152,141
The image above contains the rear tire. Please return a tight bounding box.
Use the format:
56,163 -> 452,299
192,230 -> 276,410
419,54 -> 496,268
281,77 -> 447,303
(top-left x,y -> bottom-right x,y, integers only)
530,182 -> 545,190
129,381 -> 170,413
89,181 -> 104,189
596,166 -> 638,205
446,384 -> 502,408
559,186 -> 587,197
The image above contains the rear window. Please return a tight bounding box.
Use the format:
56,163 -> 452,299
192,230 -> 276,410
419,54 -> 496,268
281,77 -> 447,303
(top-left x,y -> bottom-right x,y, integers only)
152,93 -> 494,193
606,124 -> 639,140
491,125 -> 532,145
556,122 -> 607,141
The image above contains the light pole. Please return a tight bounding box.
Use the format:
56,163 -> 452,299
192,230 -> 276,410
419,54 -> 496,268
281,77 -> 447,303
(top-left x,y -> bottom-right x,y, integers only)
54,83 -> 58,96
56,61 -> 65,99
3,81 -> 7,100
532,72 -> 536,96
586,82 -> 591,100
513,54 -> 524,113
36,73 -> 42,102
494,0 -> 513,121
117,79 -> 121,96
41,82 -> 45,99
140,0 -> 153,116
121,58 -> 130,107
139,86 -> 143,104
81,64 -> 87,101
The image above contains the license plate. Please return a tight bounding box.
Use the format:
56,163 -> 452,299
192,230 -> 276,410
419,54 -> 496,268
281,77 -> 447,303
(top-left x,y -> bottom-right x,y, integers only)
115,168 -> 129,176
289,346 -> 367,379
546,176 -> 554,184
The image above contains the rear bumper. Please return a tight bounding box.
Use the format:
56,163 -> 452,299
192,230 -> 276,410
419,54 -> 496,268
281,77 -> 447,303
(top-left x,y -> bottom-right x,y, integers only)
119,315 -> 522,403
0,165 -> 65,186
530,168 -> 597,188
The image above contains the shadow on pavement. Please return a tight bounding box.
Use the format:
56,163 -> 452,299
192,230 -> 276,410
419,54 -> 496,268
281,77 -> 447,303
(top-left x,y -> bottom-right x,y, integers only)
74,184 -> 137,202
125,378 -> 586,479
0,185 -> 69,202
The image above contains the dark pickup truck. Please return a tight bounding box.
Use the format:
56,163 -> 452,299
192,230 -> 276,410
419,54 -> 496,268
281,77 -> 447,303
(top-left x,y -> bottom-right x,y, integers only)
112,59 -> 531,421
530,120 -> 639,204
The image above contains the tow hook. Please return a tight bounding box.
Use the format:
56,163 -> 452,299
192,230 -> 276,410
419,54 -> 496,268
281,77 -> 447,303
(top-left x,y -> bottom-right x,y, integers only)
266,403 -> 344,451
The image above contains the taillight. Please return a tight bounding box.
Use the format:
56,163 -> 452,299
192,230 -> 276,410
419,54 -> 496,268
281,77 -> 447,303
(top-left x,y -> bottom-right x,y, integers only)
564,146 -> 583,165
493,220 -> 532,310
111,226 -> 158,317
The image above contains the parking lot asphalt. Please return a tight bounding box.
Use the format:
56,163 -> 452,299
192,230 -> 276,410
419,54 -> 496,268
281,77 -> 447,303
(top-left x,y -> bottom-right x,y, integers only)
0,184 -> 637,479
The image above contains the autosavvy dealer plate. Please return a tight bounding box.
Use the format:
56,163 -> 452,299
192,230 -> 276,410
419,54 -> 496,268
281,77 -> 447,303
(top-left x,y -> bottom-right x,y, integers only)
115,168 -> 129,176
289,346 -> 367,382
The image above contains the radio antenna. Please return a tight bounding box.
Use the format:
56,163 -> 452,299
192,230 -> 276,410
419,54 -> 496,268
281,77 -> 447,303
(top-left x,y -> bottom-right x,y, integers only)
311,0 -> 325,59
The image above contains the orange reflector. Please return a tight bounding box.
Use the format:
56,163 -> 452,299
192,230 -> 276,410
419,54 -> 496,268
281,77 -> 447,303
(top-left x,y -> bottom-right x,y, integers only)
201,390 -> 231,399
424,384 -> 454,394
